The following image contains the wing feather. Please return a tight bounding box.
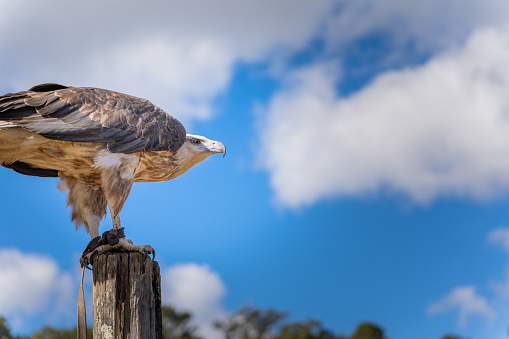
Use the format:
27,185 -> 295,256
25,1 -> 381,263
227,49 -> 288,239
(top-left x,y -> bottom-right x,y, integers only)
0,84 -> 186,153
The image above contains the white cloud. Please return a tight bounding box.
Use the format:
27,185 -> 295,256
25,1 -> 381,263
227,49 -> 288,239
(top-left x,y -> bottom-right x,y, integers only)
0,0 -> 333,124
324,0 -> 509,53
487,228 -> 509,298
488,228 -> 509,252
427,285 -> 495,327
162,263 -> 226,339
258,28 -> 509,207
0,251 -> 227,336
84,37 -> 235,124
0,248 -> 74,331
427,229 -> 509,336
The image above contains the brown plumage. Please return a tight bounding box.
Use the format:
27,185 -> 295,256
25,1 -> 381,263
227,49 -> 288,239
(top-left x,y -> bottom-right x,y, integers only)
0,84 -> 226,253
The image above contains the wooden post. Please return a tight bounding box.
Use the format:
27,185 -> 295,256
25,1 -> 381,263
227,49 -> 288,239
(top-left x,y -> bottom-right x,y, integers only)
92,252 -> 162,338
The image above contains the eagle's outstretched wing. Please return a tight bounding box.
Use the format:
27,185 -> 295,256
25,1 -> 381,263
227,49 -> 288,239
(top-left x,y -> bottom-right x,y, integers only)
0,83 -> 186,153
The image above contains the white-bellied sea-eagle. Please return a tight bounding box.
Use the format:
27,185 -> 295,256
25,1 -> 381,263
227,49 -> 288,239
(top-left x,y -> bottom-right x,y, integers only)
0,83 -> 226,265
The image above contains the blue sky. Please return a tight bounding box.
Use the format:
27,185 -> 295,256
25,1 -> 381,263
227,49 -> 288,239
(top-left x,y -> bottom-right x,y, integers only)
1,1 -> 509,338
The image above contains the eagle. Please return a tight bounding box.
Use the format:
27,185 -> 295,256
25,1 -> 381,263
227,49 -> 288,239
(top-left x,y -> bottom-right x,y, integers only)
0,83 -> 225,264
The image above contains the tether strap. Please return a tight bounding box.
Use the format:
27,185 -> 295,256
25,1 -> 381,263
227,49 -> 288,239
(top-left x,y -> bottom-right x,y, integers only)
77,265 -> 87,339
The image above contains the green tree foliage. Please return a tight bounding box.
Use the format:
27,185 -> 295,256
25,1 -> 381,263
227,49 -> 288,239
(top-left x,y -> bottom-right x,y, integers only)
0,318 -> 92,339
350,323 -> 385,339
162,305 -> 201,339
14,327 -> 92,339
0,317 -> 14,339
214,306 -> 349,339
0,307 -> 470,339
214,306 -> 288,339
27,327 -> 91,339
276,319 -> 338,339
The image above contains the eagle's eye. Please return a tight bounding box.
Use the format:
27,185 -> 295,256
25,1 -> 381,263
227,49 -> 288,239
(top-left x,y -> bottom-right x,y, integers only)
191,138 -> 202,145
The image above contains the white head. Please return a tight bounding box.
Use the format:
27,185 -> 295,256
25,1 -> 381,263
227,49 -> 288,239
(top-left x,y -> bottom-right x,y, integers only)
175,134 -> 226,168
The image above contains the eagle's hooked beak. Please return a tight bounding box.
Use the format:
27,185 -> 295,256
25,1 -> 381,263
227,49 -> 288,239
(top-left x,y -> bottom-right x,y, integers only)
209,141 -> 226,158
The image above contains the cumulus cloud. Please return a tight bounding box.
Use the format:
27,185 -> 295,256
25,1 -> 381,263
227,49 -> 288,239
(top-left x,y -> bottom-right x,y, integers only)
258,28 -> 509,207
324,0 -> 509,53
0,251 -> 227,336
427,285 -> 495,327
162,263 -> 226,339
0,0 -> 333,123
0,248 -> 74,331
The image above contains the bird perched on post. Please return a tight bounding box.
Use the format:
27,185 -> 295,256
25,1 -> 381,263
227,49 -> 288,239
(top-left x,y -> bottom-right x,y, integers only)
0,83 -> 226,265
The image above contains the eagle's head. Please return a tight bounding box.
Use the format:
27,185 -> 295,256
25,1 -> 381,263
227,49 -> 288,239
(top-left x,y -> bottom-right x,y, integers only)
175,134 -> 226,170
185,134 -> 226,156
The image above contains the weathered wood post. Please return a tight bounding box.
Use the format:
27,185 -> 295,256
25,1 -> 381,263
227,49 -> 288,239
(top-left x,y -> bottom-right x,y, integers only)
92,252 -> 162,338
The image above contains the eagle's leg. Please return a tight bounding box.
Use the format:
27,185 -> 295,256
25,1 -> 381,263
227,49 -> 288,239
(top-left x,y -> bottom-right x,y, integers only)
81,157 -> 155,267
110,207 -> 122,230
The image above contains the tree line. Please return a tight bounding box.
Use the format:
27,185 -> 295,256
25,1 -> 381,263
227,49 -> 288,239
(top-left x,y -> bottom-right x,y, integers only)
0,305 -> 467,339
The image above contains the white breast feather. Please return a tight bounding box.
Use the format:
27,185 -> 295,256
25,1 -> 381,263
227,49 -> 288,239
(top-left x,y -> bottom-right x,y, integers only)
93,151 -> 140,179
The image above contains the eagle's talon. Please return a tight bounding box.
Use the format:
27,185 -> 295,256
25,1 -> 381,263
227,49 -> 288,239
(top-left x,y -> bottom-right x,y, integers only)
89,250 -> 98,265
80,249 -> 97,270
140,245 -> 155,260
81,256 -> 91,270
79,253 -> 87,268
